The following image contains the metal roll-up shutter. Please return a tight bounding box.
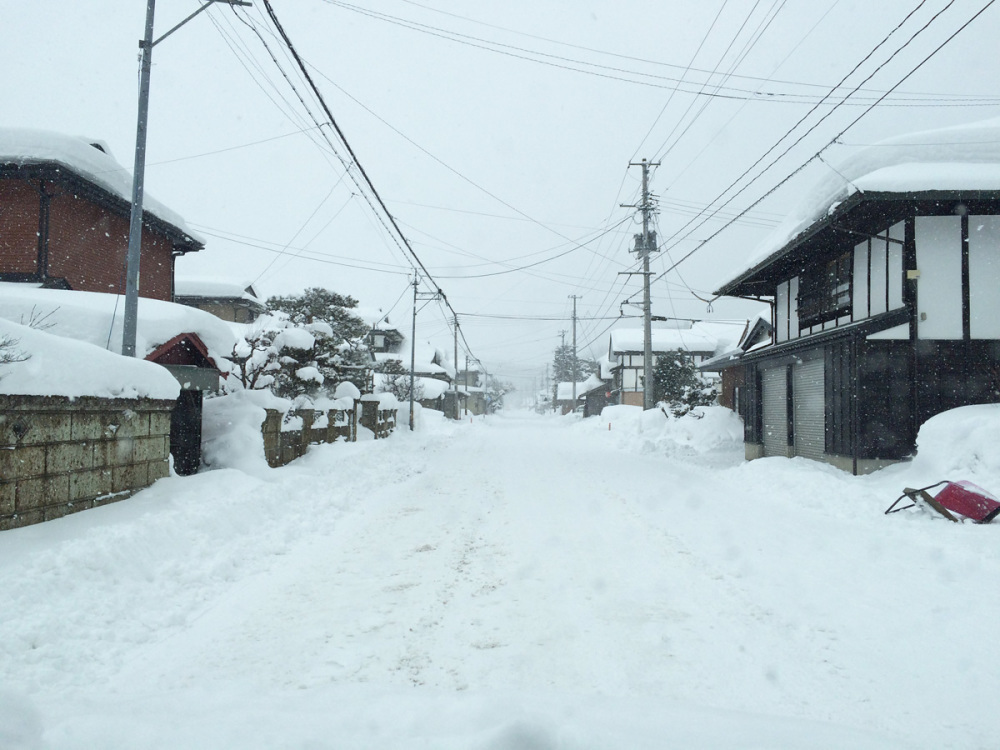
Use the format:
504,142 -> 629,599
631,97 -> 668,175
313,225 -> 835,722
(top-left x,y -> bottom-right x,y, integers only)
793,356 -> 825,461
762,366 -> 787,457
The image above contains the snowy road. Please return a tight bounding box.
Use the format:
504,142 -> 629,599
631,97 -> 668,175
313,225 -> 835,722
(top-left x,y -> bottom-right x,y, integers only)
3,409 -> 999,749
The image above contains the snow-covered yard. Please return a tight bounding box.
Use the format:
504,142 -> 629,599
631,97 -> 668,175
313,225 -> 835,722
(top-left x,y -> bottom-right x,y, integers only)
2,406 -> 999,749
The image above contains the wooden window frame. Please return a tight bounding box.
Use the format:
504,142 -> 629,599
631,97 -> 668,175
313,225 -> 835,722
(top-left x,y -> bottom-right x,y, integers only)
798,251 -> 852,329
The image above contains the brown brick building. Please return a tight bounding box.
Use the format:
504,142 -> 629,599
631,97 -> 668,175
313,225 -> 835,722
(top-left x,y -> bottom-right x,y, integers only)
0,130 -> 202,299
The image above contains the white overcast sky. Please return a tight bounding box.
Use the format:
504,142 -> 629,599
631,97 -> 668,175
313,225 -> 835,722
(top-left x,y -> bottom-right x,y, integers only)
3,0 -> 1000,391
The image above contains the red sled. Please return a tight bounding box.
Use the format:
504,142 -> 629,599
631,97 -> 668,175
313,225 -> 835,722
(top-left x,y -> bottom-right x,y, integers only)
886,480 -> 1000,523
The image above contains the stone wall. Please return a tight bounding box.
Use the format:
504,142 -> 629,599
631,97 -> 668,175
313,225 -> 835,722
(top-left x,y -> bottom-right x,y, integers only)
262,404 -> 361,469
358,400 -> 396,439
262,402 -> 397,468
0,395 -> 175,530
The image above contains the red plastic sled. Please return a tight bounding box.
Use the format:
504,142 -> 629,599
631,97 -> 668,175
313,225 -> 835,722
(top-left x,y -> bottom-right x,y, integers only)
886,480 -> 1000,523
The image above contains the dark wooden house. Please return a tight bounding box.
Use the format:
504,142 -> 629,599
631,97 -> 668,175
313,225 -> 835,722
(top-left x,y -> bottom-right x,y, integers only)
716,141 -> 1000,473
0,129 -> 202,299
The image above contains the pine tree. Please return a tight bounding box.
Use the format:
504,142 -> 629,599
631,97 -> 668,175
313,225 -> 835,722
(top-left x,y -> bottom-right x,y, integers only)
551,345 -> 598,390
265,288 -> 373,397
651,349 -> 718,416
266,288 -> 369,341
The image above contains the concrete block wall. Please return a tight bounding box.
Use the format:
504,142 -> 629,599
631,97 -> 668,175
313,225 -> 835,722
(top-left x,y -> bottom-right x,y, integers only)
261,401 -> 395,469
0,395 -> 174,531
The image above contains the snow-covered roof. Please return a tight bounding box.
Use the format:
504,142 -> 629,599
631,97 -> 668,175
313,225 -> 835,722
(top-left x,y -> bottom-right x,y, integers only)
578,373 -> 606,396
610,327 -> 717,355
598,357 -> 616,380
351,305 -> 400,330
0,128 -> 201,245
555,380 -> 591,401
0,284 -> 237,371
174,278 -> 264,305
720,117 -> 1000,291
0,318 -> 179,400
374,343 -> 454,378
374,373 -> 451,400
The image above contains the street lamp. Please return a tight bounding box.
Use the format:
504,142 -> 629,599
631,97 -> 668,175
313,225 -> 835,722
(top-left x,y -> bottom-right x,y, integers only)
122,0 -> 251,357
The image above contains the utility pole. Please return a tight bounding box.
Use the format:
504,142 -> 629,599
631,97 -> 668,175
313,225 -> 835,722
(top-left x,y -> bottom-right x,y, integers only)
453,314 -> 460,420
122,0 -> 251,357
622,158 -> 660,409
409,277 -> 442,430
409,276 -> 418,431
568,294 -> 581,407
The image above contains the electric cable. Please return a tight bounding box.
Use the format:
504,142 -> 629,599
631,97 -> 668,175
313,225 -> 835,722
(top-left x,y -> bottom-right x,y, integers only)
656,0 -> 940,257
653,0 -> 999,287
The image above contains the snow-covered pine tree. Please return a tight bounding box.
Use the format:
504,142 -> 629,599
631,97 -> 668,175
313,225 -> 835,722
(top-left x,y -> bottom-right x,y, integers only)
651,349 -> 718,417
266,288 -> 372,396
551,344 -> 598,401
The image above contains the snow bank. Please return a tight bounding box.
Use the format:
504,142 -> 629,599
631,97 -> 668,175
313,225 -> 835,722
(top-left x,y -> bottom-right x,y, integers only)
0,318 -> 179,400
595,404 -> 744,464
0,284 -> 236,371
201,390 -> 289,476
906,404 -> 1000,490
0,689 -> 43,750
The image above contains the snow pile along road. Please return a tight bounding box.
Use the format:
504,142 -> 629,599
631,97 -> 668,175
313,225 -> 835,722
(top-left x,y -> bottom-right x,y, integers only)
1,407 -> 998,749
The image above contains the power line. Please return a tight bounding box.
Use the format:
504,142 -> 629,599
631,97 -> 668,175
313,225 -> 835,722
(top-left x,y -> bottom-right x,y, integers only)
257,1 -> 486,366
653,1 -> 789,163
395,0 -> 997,103
323,0 -> 1000,107
654,0 -> 953,265
653,0 -> 999,287
663,0 -> 846,191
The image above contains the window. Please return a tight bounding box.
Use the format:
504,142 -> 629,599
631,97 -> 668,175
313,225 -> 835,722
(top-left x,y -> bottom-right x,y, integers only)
798,251 -> 852,328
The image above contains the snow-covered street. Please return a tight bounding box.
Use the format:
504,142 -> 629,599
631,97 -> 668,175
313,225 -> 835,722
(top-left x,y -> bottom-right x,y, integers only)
3,409 -> 1000,749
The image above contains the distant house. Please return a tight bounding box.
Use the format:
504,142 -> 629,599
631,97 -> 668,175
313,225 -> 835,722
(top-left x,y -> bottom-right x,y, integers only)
554,380 -> 590,415
579,373 -> 612,417
698,312 -> 773,411
0,128 -> 201,299
174,279 -> 266,324
608,327 -> 718,407
713,120 -> 1000,474
374,339 -> 461,415
368,326 -> 405,354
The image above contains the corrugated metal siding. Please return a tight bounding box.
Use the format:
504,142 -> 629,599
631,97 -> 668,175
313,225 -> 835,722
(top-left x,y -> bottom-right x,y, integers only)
793,357 -> 825,460
762,367 -> 787,457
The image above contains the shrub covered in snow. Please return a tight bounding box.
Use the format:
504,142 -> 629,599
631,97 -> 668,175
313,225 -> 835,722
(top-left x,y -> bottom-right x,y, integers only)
651,349 -> 718,416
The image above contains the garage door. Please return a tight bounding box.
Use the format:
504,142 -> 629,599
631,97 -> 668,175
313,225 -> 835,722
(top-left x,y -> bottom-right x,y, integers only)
762,366 -> 788,457
793,357 -> 825,461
